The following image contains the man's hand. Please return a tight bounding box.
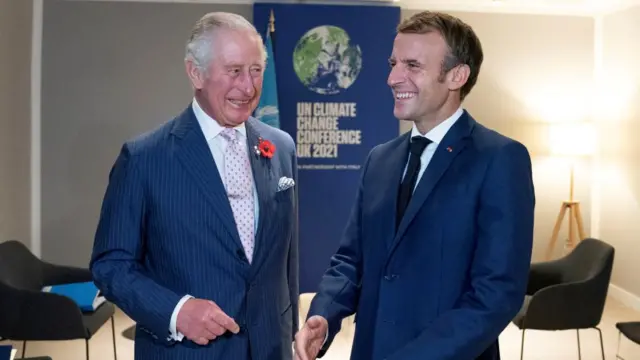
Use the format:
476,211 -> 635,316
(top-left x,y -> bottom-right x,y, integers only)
294,315 -> 329,360
176,298 -> 240,345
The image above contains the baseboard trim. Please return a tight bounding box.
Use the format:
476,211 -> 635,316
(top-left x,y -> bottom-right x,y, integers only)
609,284 -> 640,313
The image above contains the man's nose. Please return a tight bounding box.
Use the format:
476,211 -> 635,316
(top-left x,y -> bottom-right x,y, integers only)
238,73 -> 256,96
387,67 -> 404,87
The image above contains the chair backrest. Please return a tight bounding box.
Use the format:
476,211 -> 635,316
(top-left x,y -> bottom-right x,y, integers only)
522,238 -> 615,330
562,238 -> 615,285
563,238 -> 615,324
0,240 -> 45,291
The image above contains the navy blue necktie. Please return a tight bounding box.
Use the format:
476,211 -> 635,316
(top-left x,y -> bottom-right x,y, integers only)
396,136 -> 431,230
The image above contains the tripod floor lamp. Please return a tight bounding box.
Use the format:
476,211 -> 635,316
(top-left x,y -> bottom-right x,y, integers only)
544,122 -> 596,260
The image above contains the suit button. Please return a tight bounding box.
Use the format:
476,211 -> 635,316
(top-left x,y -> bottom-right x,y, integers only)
384,275 -> 391,281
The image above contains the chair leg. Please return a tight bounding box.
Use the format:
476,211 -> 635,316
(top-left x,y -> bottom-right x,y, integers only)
22,341 -> 26,358
595,327 -> 605,360
86,338 -> 90,360
577,329 -> 582,360
111,315 -> 118,360
616,330 -> 624,360
520,329 -> 525,360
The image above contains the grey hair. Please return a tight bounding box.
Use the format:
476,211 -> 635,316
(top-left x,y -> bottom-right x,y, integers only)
185,12 -> 267,73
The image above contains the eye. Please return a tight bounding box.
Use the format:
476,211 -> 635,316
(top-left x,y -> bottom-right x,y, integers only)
388,60 -> 396,67
229,68 -> 241,76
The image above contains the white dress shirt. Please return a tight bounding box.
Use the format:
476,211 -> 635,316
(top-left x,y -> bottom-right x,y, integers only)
168,98 -> 260,341
402,107 -> 463,187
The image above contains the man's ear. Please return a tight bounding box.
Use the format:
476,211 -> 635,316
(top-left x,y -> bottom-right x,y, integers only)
185,60 -> 205,89
447,64 -> 470,92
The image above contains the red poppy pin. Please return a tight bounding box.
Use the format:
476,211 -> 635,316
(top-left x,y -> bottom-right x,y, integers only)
255,137 -> 275,159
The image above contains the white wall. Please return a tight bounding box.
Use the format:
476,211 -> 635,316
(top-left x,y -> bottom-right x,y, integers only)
0,0 -> 32,246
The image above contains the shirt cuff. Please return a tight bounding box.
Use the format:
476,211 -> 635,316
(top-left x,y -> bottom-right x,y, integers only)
322,328 -> 329,346
168,294 -> 193,341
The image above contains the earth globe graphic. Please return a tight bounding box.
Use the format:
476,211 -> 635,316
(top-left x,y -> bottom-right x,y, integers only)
292,25 -> 363,95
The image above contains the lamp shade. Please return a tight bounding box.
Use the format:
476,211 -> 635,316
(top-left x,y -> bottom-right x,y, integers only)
548,122 -> 596,156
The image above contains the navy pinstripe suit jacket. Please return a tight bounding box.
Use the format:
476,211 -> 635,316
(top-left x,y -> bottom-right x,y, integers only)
90,105 -> 299,360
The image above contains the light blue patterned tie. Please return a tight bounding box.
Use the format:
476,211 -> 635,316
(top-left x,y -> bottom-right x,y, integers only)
220,128 -> 255,263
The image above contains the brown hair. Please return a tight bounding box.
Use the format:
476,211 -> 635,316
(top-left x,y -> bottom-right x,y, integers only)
397,11 -> 483,100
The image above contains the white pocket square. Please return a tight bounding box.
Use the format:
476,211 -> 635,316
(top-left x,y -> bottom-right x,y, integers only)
277,177 -> 295,192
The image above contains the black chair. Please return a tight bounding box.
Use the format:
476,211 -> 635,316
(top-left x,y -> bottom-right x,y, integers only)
512,238 -> 615,360
122,325 -> 136,341
0,240 -> 117,360
615,321 -> 640,359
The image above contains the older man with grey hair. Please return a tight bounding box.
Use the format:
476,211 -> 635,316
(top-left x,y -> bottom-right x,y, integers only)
90,12 -> 299,360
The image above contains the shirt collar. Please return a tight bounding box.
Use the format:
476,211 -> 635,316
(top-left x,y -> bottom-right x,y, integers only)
410,107 -> 463,145
192,98 -> 247,141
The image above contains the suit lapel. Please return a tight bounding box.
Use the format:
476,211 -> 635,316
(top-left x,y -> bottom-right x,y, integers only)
244,119 -> 274,274
171,106 -> 243,249
377,133 -> 411,248
388,112 -> 475,256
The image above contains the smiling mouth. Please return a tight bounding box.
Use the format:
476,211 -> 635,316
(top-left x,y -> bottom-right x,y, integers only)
228,99 -> 251,107
395,92 -> 417,100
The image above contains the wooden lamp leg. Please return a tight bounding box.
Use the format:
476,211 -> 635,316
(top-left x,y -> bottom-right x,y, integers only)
546,203 -> 568,260
573,203 -> 586,241
568,204 -> 576,249
567,163 -> 575,249
546,163 -> 589,259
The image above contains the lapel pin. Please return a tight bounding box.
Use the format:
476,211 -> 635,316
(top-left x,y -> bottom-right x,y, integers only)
446,146 -> 453,152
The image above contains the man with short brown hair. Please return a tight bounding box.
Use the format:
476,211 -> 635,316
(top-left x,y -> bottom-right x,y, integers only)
294,11 -> 534,360
395,11 -> 483,101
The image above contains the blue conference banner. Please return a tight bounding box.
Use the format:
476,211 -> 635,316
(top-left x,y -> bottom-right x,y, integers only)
254,3 -> 401,293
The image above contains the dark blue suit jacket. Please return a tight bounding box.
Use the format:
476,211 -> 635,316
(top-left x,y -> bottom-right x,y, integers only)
90,106 -> 299,360
308,111 -> 535,360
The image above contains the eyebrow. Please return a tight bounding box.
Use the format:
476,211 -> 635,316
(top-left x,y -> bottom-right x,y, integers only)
224,63 -> 263,69
389,58 -> 422,66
